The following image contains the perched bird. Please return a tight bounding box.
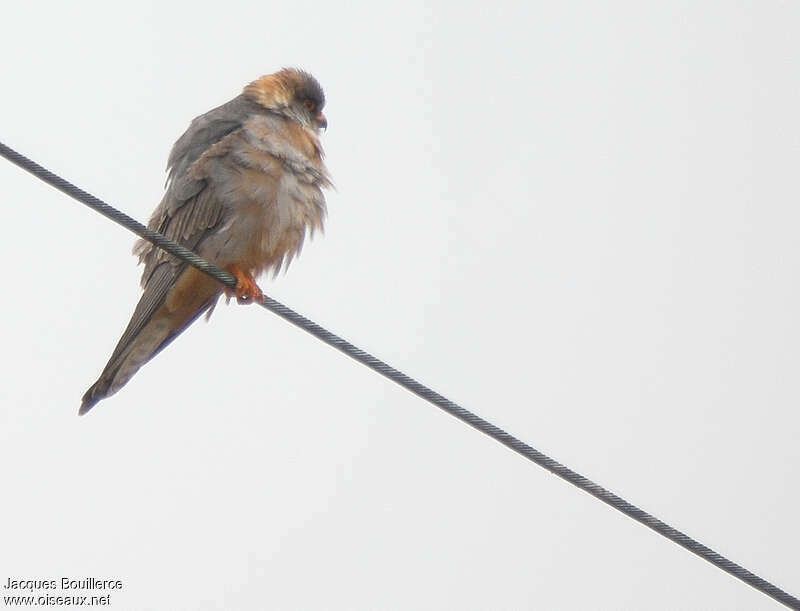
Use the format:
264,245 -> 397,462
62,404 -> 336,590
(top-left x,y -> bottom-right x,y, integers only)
80,68 -> 331,414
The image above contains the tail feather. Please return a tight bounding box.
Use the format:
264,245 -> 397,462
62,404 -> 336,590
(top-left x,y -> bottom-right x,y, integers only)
80,317 -> 172,414
80,259 -> 225,415
79,298 -> 216,415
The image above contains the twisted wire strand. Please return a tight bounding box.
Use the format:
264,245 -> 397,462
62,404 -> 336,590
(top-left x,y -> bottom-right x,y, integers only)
2,141 -> 797,610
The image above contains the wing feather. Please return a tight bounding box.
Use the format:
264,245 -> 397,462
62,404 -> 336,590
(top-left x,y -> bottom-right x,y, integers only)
86,95 -> 263,398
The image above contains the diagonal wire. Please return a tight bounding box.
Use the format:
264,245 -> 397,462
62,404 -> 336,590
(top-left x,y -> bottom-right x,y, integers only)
2,140 -> 798,610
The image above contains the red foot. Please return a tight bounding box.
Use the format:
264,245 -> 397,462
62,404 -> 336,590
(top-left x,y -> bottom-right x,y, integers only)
224,264 -> 263,304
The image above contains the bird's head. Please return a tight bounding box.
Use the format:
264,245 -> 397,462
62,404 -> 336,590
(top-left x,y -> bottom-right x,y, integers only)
244,68 -> 327,132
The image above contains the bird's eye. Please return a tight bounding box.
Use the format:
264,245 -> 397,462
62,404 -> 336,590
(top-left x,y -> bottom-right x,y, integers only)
304,99 -> 317,112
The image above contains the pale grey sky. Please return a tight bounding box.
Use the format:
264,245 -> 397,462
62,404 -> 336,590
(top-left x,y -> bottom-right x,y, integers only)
1,2 -> 799,609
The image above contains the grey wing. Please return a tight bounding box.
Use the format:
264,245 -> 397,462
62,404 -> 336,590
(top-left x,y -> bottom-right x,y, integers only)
81,94 -> 264,412
99,186 -> 225,377
104,95 -> 261,370
134,94 -> 262,281
80,183 -> 227,413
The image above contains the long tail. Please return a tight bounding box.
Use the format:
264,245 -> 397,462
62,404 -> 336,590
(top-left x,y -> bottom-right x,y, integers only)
79,304 -> 212,414
80,265 -> 221,415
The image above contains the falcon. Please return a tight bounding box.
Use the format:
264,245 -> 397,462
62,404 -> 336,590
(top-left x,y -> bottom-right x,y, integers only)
80,68 -> 331,414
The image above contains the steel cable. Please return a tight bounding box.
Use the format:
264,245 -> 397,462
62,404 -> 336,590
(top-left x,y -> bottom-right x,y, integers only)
2,141 -> 798,610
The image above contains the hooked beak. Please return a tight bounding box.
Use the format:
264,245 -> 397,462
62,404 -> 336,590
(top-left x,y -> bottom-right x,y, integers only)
316,111 -> 328,130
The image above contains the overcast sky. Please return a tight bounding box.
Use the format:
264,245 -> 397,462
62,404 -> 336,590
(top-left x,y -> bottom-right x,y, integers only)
1,2 -> 799,609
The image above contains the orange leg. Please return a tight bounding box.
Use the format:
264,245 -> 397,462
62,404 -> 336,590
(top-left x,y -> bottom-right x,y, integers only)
224,264 -> 264,305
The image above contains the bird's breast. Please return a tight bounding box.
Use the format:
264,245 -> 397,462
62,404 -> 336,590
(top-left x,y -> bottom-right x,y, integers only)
203,125 -> 329,276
